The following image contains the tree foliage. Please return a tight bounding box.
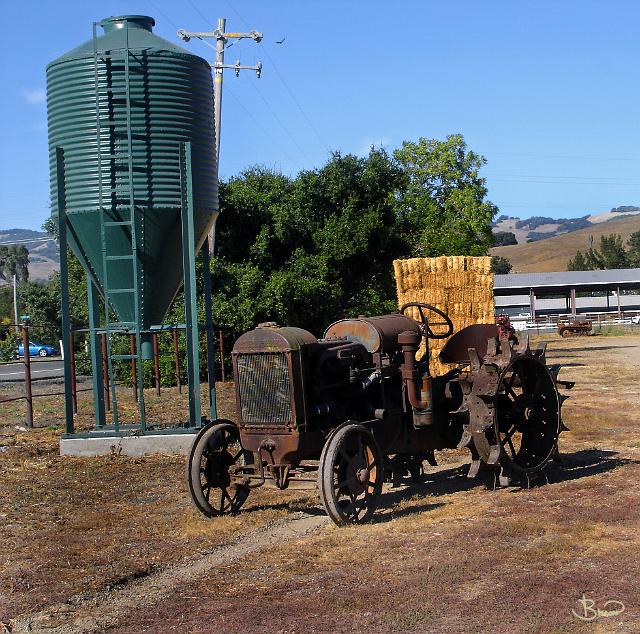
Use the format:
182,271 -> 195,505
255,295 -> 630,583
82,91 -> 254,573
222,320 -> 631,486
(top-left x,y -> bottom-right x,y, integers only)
19,252 -> 87,343
491,256 -> 512,274
210,138 -> 497,335
0,245 -> 29,282
33,135 -> 498,351
212,149 -> 409,334
567,232 -> 639,271
492,231 -> 517,246
393,134 -> 496,257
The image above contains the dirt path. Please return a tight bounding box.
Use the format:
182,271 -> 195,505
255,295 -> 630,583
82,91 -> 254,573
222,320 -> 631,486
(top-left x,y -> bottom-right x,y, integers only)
11,513 -> 328,633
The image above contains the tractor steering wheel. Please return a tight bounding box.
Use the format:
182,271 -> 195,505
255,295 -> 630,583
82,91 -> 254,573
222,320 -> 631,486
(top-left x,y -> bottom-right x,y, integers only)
400,302 -> 454,340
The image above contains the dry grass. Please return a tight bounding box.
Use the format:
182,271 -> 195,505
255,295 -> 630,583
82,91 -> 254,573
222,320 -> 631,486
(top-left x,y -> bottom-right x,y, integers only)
0,383 -> 310,623
111,334 -> 640,633
2,335 -> 640,633
491,214 -> 640,272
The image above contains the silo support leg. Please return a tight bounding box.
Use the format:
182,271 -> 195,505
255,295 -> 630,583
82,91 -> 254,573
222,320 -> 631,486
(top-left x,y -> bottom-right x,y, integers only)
180,142 -> 203,428
201,237 -> 217,421
56,148 -> 75,435
87,279 -> 106,428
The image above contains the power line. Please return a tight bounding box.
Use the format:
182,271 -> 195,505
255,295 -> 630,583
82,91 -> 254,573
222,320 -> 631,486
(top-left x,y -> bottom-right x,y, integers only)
245,80 -> 315,160
485,172 -> 640,182
211,0 -> 332,153
146,0 -> 182,31
220,0 -> 251,30
488,151 -> 640,162
490,178 -> 640,186
185,0 -> 212,26
258,41 -> 330,154
223,85 -> 296,164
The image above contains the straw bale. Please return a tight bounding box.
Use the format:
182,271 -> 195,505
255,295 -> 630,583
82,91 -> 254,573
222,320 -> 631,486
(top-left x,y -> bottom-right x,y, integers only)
393,255 -> 495,376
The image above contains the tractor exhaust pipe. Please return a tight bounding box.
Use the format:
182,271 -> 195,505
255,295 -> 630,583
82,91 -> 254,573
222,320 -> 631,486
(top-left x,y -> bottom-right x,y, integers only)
398,330 -> 433,424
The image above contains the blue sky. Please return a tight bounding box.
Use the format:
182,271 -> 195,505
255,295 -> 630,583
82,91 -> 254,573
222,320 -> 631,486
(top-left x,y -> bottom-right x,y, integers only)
1,0 -> 639,231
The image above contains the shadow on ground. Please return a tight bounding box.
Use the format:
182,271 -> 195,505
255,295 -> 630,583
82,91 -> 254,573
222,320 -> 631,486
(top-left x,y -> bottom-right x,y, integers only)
236,449 -> 638,523
551,344 -> 638,354
549,448 -> 639,484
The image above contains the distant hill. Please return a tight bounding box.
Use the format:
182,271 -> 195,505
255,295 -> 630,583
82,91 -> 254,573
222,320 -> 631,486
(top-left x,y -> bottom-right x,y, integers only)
492,206 -> 640,245
490,214 -> 640,272
0,229 -> 59,282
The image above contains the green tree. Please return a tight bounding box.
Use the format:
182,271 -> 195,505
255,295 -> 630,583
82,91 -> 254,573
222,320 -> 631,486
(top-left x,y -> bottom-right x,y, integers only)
627,230 -> 640,267
0,286 -> 14,321
567,250 -> 588,271
212,148 -> 407,334
492,231 -> 517,246
491,256 -> 512,274
0,245 -> 29,282
393,134 -> 497,257
19,252 -> 87,343
598,234 -> 628,269
566,233 -> 633,271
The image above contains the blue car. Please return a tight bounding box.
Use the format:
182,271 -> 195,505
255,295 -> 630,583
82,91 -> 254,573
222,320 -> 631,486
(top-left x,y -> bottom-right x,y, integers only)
17,341 -> 59,358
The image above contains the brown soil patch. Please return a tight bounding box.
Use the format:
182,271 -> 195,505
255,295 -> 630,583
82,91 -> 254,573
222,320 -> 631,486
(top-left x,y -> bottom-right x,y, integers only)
2,335 -> 639,632
0,383 -> 311,625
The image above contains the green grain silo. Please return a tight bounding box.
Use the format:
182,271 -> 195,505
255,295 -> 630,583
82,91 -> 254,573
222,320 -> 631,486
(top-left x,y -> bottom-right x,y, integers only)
48,16 -> 217,433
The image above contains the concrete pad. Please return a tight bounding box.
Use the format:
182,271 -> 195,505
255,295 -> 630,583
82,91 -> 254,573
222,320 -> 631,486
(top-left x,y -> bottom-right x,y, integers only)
60,433 -> 196,457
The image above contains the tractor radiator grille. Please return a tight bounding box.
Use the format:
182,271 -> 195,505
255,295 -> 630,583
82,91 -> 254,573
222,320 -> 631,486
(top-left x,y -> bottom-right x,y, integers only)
236,352 -> 292,424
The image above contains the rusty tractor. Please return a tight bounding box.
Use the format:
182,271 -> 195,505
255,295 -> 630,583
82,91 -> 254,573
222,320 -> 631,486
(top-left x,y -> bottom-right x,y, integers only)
495,314 -> 518,344
188,303 -> 574,525
558,319 -> 592,337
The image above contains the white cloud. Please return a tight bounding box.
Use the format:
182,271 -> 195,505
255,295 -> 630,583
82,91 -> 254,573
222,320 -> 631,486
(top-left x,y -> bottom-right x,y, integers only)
357,136 -> 391,156
19,88 -> 46,105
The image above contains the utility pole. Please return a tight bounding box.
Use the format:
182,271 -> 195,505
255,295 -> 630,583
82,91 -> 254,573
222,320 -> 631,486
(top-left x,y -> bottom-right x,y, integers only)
178,19 -> 263,253
13,274 -> 19,333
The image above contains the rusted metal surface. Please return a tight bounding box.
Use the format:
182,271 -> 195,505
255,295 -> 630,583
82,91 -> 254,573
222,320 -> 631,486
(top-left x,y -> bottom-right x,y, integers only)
22,323 -> 33,428
558,319 -> 592,337
172,329 -> 181,394
438,324 -> 499,364
398,330 -> 432,415
189,307 -> 573,526
455,334 -> 565,486
324,314 -> 420,353
231,323 -> 318,466
101,333 -> 110,411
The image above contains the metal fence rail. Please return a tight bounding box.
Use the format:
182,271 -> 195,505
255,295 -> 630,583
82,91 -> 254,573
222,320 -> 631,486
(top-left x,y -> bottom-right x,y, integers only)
1,320 -> 236,428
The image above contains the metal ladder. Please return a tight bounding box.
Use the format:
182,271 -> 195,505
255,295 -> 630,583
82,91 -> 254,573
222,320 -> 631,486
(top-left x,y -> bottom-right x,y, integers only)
92,20 -> 146,431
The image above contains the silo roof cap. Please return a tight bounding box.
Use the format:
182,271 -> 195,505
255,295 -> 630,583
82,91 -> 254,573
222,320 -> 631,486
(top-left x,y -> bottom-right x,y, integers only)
101,15 -> 156,33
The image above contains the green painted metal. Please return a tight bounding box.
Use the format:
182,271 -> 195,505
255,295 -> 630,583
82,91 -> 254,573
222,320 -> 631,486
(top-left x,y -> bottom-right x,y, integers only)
51,16 -> 218,436
180,142 -> 203,428
47,15 -> 217,330
86,280 -> 106,428
56,148 -> 75,435
201,239 -> 218,421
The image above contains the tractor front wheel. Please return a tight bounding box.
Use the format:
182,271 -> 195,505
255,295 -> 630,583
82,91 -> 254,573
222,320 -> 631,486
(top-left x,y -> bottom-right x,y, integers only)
318,424 -> 383,526
187,420 -> 251,517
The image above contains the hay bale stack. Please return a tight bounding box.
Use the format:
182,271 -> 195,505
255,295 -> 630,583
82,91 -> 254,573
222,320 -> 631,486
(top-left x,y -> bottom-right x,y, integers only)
393,256 -> 494,376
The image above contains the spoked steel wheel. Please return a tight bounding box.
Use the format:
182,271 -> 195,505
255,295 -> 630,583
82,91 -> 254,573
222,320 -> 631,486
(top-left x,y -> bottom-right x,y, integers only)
187,421 -> 251,517
472,354 -> 561,483
318,424 -> 383,526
